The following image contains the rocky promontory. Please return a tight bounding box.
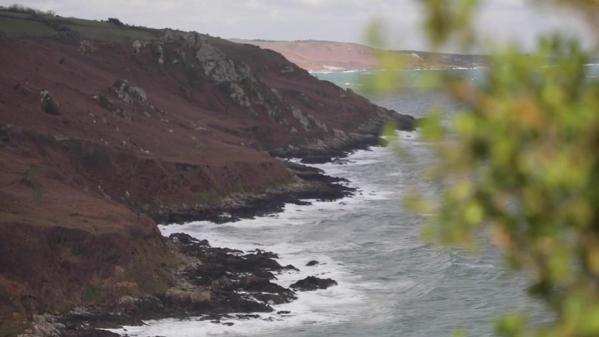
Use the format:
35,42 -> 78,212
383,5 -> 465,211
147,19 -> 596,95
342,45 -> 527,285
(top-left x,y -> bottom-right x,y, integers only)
0,8 -> 413,336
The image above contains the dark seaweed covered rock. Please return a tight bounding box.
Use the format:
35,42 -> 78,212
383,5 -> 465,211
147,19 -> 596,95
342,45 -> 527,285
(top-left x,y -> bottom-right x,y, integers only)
290,276 -> 337,291
168,232 -> 297,307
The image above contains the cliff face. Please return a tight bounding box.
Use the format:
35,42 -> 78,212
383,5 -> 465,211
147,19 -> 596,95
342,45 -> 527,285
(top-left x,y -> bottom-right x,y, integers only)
0,12 -> 413,334
231,39 -> 380,72
232,39 -> 489,72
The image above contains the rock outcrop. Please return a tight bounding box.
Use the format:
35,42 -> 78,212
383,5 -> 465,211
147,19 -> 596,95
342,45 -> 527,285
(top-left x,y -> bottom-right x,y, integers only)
290,276 -> 338,291
15,233 -> 313,336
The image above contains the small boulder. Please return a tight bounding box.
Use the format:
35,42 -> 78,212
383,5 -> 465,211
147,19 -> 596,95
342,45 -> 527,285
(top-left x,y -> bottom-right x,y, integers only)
128,86 -> 147,102
132,40 -> 143,54
306,260 -> 319,267
113,79 -> 147,104
283,264 -> 299,271
95,94 -> 115,111
40,90 -> 60,115
281,65 -> 295,74
290,276 -> 337,291
156,44 -> 165,64
79,40 -> 96,54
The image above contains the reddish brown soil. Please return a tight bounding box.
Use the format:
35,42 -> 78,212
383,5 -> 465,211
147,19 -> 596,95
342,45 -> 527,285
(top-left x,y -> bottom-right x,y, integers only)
0,33 -> 406,334
232,39 -> 380,72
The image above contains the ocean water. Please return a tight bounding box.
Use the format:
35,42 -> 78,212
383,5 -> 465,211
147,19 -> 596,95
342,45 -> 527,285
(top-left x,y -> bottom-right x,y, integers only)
109,66 -> 599,337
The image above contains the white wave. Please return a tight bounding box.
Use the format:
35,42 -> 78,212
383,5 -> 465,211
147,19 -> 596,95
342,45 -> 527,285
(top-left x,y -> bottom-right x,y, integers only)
323,65 -> 345,71
108,223 -> 379,337
342,69 -> 370,73
108,145 -> 403,337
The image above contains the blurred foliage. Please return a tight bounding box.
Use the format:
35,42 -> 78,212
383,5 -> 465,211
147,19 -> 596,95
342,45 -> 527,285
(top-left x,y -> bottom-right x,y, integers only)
371,1 -> 599,336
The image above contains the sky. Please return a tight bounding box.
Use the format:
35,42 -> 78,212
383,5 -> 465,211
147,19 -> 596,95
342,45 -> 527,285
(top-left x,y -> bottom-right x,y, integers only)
2,0 -> 595,51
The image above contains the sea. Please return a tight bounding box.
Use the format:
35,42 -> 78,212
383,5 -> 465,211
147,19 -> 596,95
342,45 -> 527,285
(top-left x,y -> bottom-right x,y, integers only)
109,65 -> 599,337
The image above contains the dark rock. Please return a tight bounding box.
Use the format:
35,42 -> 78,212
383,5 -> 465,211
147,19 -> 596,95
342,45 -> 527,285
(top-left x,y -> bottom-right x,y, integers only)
290,276 -> 337,291
252,249 -> 279,259
40,90 -> 61,115
236,314 -> 260,320
107,18 -> 125,26
252,291 -> 296,305
283,264 -> 299,271
169,232 -> 206,246
95,94 -> 115,111
306,260 -> 319,266
168,232 -> 297,308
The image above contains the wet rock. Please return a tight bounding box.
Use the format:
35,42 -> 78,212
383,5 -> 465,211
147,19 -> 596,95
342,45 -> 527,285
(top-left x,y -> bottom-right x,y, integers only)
252,249 -> 278,259
236,314 -> 260,320
168,232 -> 297,307
290,276 -> 337,291
306,260 -> 319,266
283,264 -> 300,271
169,232 -> 209,246
40,90 -> 60,115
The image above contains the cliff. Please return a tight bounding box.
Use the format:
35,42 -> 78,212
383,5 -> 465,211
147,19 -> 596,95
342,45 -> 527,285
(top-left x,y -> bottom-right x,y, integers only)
231,39 -> 488,72
0,9 -> 414,335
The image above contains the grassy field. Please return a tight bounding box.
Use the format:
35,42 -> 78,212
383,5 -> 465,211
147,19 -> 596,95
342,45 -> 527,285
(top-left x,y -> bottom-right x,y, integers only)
0,8 -> 159,41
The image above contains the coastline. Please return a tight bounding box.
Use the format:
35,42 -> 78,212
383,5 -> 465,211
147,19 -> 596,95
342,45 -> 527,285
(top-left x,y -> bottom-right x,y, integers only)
0,11 -> 422,336
18,118 -> 414,337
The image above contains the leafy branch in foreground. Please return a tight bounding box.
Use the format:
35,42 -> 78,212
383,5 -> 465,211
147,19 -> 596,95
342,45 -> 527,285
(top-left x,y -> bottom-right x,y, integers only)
374,1 -> 599,336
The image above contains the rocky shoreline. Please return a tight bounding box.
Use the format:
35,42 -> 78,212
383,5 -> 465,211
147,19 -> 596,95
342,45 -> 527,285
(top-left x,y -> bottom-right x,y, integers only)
154,160 -> 356,224
19,139 -> 391,337
23,228 -> 342,337
155,113 -> 416,225
0,9 -> 416,336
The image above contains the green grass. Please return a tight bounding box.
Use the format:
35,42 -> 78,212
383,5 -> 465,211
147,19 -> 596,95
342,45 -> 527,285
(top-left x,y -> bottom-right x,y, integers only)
0,15 -> 54,37
0,11 -> 33,19
64,18 -> 157,41
0,9 -> 159,41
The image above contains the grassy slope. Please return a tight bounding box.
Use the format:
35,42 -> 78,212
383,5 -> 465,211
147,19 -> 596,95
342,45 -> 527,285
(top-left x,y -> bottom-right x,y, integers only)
0,9 -> 158,41
0,10 -> 172,335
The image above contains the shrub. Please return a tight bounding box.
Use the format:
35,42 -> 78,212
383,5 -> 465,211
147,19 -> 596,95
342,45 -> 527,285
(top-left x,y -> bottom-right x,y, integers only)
107,18 -> 125,27
40,91 -> 61,116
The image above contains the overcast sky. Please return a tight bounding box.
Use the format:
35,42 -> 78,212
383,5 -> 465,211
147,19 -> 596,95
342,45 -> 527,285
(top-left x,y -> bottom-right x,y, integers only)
2,0 -> 594,51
